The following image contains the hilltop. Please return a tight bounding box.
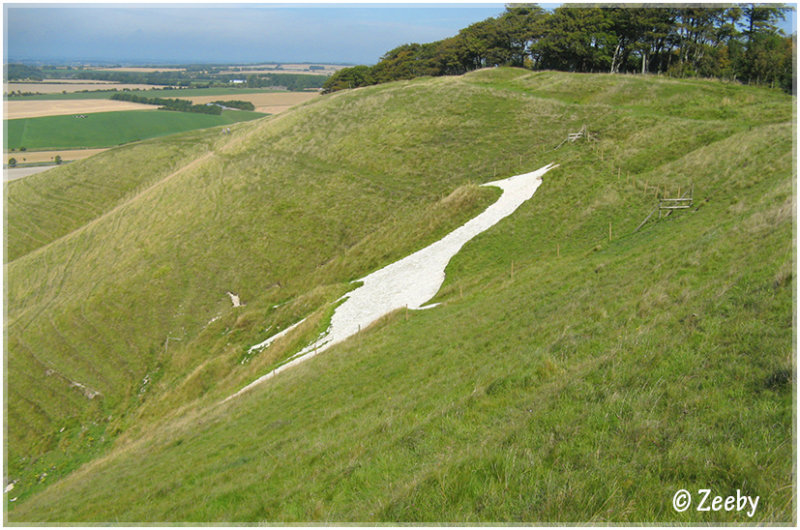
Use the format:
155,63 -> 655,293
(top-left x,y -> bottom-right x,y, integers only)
5,68 -> 794,522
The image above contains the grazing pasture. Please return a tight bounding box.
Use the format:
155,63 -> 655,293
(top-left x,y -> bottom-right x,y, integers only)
5,69 -> 792,523
5,109 -> 265,150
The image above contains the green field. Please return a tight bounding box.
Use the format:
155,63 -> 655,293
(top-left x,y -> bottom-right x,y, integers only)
5,69 -> 794,523
5,87 -> 289,101
4,109 -> 266,150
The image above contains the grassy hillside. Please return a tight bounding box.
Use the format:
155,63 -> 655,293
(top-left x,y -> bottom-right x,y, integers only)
5,69 -> 793,522
5,109 -> 265,150
5,129 -> 228,262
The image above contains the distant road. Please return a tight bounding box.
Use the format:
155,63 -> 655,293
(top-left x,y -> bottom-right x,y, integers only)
4,166 -> 55,182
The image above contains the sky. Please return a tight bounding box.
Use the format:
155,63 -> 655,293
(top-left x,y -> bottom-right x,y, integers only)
4,3 -> 512,64
4,3 -> 797,66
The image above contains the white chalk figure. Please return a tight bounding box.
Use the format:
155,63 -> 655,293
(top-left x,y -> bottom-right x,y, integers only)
247,318 -> 307,354
227,163 -> 558,400
227,291 -> 243,307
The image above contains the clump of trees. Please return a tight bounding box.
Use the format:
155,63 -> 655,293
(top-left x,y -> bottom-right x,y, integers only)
212,100 -> 256,111
111,92 -> 222,115
233,73 -> 326,91
6,64 -> 44,81
323,4 -> 794,94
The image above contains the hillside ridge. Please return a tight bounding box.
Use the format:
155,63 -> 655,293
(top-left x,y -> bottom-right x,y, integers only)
5,68 -> 793,523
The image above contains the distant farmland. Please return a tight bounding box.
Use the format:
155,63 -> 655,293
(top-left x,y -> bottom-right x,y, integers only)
94,67 -> 186,73
5,91 -> 316,119
5,109 -> 265,150
4,78 -> 318,163
4,148 -> 108,166
184,91 -> 318,114
5,81 -> 171,93
6,87 -> 316,101
6,99 -> 156,119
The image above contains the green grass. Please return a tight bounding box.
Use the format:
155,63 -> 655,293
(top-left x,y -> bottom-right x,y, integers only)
4,109 -> 266,150
5,68 -> 794,523
5,87 -> 293,101
5,128 -> 229,262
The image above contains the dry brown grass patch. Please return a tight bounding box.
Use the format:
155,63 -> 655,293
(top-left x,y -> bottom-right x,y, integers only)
5,148 -> 108,165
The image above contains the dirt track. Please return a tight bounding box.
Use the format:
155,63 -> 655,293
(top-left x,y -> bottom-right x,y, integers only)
4,166 -> 54,182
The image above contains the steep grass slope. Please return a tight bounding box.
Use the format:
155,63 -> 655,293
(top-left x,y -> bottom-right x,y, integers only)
6,69 -> 794,522
6,129 -> 226,262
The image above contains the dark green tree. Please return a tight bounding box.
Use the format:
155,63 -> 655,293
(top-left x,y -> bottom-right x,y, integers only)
535,7 -> 616,72
738,4 -> 792,86
494,5 -> 549,68
321,65 -> 376,94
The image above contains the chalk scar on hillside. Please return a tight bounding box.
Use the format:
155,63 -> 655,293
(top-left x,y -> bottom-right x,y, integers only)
225,163 -> 559,402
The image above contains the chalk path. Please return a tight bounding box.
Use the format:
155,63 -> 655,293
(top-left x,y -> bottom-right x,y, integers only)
226,163 -> 558,401
4,166 -> 54,182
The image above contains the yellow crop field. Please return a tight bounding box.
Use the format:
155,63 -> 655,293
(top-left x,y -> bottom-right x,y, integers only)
185,91 -> 319,114
5,148 -> 107,165
39,79 -> 117,84
5,99 -> 157,119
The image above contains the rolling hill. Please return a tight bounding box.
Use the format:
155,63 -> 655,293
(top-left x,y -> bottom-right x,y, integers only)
4,68 -> 794,522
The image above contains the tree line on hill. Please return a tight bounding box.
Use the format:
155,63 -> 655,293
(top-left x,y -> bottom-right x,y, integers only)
232,73 -> 324,91
323,4 -> 795,94
110,92 -> 222,115
6,63 -> 44,81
